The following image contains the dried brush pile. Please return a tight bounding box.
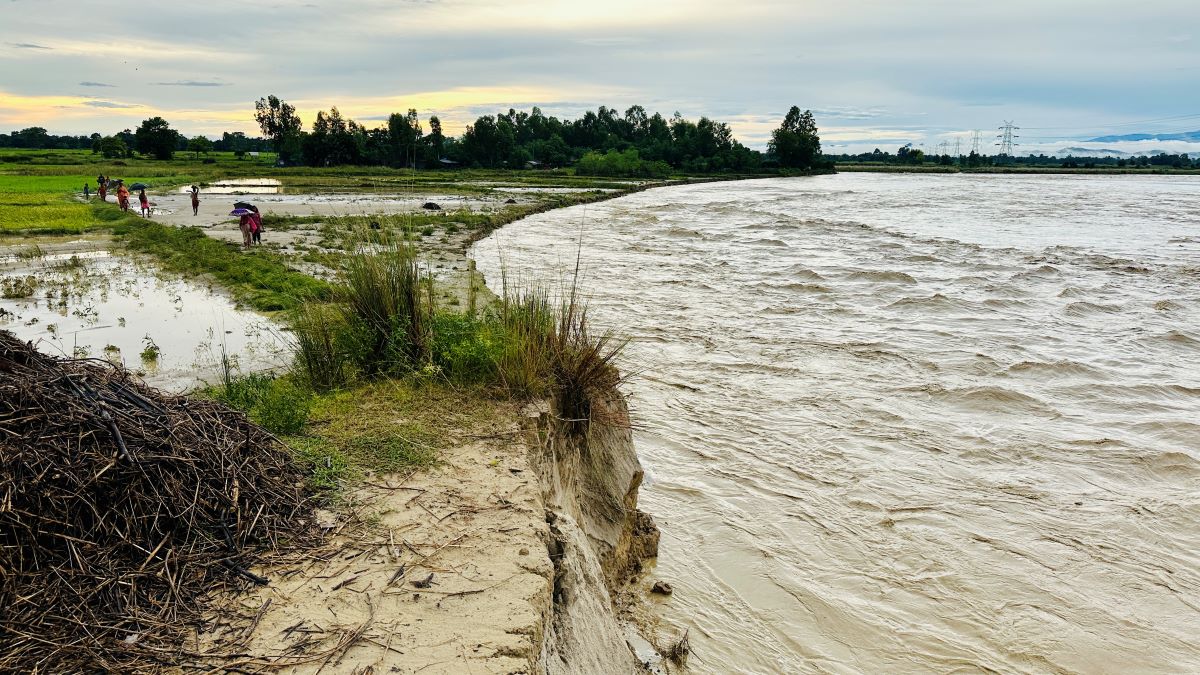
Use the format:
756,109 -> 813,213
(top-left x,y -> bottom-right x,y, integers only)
0,331 -> 313,672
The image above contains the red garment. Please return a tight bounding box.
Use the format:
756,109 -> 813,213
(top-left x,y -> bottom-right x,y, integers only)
249,213 -> 262,232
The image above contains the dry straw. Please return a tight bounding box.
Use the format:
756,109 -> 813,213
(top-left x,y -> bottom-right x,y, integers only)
0,330 -> 313,672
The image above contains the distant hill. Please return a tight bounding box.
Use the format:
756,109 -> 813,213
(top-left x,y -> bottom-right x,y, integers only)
1087,130 -> 1200,143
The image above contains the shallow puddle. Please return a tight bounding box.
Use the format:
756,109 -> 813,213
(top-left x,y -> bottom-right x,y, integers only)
0,250 -> 290,392
182,178 -> 282,195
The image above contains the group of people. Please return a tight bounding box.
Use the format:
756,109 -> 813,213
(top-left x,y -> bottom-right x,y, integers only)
92,174 -> 150,217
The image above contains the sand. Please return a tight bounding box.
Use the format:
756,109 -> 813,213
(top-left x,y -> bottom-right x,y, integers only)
197,419 -> 558,674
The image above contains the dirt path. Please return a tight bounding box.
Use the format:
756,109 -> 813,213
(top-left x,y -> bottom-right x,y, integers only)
197,423 -> 556,674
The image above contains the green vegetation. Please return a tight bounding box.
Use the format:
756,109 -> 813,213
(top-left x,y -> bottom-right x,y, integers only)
135,117 -> 180,160
577,148 -> 671,178
769,107 -> 825,170
115,215 -> 330,312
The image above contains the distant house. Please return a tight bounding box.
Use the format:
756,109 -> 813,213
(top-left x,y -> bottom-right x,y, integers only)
525,160 -> 543,170
438,158 -> 460,168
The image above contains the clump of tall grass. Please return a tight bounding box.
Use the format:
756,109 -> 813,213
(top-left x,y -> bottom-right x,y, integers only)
339,230 -> 432,376
292,302 -> 349,392
286,234 -> 629,434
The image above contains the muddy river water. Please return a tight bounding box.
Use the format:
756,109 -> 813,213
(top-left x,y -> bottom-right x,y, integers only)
472,174 -> 1200,674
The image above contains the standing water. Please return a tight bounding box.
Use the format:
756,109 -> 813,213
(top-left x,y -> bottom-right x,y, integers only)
472,174 -> 1200,674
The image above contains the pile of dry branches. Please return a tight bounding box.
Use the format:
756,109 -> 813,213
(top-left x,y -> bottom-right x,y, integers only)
0,331 -> 313,672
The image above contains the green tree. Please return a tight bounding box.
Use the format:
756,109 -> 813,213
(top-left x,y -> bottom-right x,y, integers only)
135,117 -> 179,159
188,135 -> 214,157
97,136 -> 128,159
769,107 -> 822,169
254,95 -> 303,164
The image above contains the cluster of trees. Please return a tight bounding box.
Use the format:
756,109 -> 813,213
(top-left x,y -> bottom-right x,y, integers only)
829,146 -> 1200,170
1,124 -> 271,160
255,96 -> 825,174
4,100 -> 830,175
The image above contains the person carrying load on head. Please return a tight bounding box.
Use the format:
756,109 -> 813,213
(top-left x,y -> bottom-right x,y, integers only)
97,177 -> 107,202
190,185 -> 200,216
116,182 -> 130,211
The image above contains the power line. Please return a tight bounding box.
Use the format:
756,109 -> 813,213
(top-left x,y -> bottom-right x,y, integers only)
971,130 -> 982,154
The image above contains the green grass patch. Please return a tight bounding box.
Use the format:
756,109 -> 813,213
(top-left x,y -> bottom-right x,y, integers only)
114,212 -> 331,312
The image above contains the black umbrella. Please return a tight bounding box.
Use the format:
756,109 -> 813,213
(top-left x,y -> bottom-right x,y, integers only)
130,182 -> 148,191
233,201 -> 255,209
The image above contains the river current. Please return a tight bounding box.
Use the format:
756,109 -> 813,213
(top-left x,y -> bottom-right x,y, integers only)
471,174 -> 1200,674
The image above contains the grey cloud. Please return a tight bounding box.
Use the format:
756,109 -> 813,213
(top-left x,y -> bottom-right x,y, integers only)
11,42 -> 51,49
151,80 -> 229,87
83,101 -> 141,108
79,81 -> 116,87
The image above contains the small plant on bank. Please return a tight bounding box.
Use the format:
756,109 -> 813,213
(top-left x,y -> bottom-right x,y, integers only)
139,335 -> 161,363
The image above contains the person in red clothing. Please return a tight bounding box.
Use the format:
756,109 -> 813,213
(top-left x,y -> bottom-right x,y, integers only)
116,182 -> 130,211
138,189 -> 150,217
249,205 -> 263,245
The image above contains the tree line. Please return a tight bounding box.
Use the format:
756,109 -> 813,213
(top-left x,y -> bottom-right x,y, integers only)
2,100 -> 827,175
828,145 -> 1200,169
0,125 -> 270,159
253,95 -> 826,173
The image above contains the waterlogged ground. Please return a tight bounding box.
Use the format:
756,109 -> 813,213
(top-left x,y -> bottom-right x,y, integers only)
0,239 -> 288,391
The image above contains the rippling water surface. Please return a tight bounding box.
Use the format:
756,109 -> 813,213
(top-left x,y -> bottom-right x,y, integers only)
471,174 -> 1200,674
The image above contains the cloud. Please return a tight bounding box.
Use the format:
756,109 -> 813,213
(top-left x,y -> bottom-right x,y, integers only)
151,81 -> 229,87
10,42 -> 51,49
79,81 -> 116,88
82,100 -> 141,109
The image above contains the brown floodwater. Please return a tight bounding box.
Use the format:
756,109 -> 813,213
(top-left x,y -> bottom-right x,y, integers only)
472,174 -> 1200,673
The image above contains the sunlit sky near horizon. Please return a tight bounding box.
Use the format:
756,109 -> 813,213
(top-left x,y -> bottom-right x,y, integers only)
2,0 -> 1199,154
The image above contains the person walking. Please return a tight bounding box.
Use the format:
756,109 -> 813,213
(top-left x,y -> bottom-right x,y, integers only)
97,177 -> 107,202
138,189 -> 150,217
83,183 -> 90,199
249,205 -> 263,245
190,185 -> 200,215
238,212 -> 253,249
116,182 -> 130,212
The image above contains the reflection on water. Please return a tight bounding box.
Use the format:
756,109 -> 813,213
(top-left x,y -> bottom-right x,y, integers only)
0,250 -> 289,391
472,174 -> 1200,674
181,178 -> 282,195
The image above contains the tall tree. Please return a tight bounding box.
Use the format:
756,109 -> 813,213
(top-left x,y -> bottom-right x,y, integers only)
254,95 -> 303,163
769,107 -> 822,169
134,117 -> 179,160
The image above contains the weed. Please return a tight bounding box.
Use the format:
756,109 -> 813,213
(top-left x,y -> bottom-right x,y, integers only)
139,335 -> 161,362
1,276 -> 38,299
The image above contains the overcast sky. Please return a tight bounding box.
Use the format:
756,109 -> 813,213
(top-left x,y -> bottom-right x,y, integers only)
2,0 -> 1199,153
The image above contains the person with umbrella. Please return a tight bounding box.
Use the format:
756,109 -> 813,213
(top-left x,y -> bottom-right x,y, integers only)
231,207 -> 254,249
190,185 -> 200,216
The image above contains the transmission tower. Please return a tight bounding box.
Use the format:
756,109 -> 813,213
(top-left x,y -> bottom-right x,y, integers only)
995,121 -> 1019,156
970,130 -> 983,155
954,138 -> 962,156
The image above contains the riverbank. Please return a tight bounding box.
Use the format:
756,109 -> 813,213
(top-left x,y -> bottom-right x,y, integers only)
0,165 -> 684,672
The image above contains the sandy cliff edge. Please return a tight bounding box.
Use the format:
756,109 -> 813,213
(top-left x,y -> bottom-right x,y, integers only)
196,394 -> 659,674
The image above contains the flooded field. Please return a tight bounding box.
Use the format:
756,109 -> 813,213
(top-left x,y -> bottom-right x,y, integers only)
0,242 -> 288,391
474,174 -> 1200,674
